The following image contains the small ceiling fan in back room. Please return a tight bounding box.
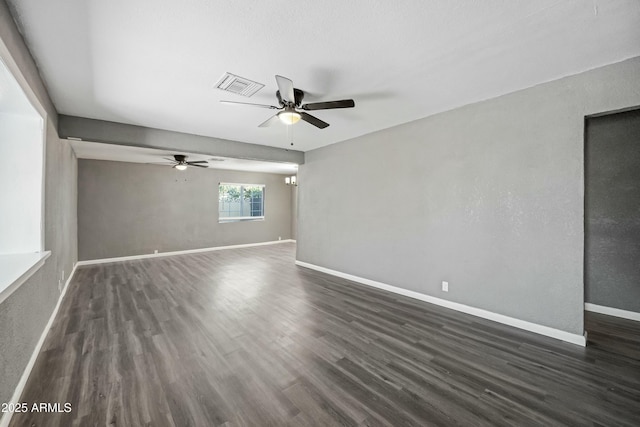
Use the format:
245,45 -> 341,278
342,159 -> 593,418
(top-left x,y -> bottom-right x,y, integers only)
220,75 -> 355,129
152,154 -> 209,171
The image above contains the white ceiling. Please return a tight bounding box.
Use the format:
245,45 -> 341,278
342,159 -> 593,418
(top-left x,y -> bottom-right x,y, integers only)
70,140 -> 299,174
7,0 -> 640,152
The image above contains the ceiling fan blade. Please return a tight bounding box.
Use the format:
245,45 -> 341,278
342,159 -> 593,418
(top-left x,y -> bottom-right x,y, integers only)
148,162 -> 176,165
186,160 -> 208,164
300,112 -> 329,129
301,99 -> 355,110
220,100 -> 279,109
275,75 -> 295,104
189,163 -> 209,168
162,157 -> 177,162
259,114 -> 281,128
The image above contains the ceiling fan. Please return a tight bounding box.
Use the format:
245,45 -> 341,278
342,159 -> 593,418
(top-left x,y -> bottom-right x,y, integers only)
221,75 -> 355,129
154,154 -> 209,171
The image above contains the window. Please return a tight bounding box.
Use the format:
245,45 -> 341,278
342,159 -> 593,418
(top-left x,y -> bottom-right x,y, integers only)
0,58 -> 44,253
0,53 -> 48,303
219,183 -> 265,222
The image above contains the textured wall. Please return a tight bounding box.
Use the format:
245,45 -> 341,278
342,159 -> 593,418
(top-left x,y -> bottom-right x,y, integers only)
78,160 -> 292,260
297,57 -> 640,336
585,108 -> 640,313
0,121 -> 77,405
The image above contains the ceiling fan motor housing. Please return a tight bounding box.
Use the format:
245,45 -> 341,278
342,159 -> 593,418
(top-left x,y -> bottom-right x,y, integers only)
276,88 -> 305,107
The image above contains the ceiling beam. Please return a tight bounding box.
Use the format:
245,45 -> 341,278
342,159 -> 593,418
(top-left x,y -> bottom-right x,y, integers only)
58,115 -> 304,164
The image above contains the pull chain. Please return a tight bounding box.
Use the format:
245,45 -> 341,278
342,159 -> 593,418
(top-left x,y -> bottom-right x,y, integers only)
287,122 -> 294,146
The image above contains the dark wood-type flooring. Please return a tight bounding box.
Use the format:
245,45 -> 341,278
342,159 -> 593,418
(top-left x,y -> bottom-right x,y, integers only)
10,243 -> 640,426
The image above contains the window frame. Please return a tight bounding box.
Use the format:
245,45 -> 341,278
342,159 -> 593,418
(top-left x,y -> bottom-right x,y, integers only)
218,182 -> 265,223
0,42 -> 49,303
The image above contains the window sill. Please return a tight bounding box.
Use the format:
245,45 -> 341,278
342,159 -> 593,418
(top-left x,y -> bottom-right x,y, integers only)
0,251 -> 51,305
219,217 -> 265,224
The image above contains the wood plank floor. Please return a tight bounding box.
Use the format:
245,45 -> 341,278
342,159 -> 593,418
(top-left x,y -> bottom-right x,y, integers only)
9,242 -> 640,426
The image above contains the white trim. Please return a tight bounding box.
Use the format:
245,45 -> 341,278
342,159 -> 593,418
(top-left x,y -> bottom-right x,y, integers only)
0,252 -> 51,305
295,260 -> 587,347
585,303 -> 640,322
219,216 -> 265,223
0,262 -> 78,427
76,239 -> 295,266
39,113 -> 47,252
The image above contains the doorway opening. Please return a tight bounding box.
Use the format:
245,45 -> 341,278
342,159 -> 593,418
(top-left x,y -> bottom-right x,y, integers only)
584,107 -> 640,347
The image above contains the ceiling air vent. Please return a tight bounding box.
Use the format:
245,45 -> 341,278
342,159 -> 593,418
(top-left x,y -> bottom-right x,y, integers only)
214,72 -> 264,97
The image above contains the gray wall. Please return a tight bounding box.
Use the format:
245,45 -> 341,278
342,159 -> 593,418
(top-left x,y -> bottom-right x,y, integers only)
78,160 -> 293,260
585,108 -> 640,313
0,0 -> 77,406
297,56 -> 640,336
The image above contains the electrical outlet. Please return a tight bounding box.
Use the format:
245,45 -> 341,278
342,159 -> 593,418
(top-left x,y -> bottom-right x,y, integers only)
154,249 -> 158,254
442,281 -> 449,292
278,236 -> 282,241
58,279 -> 62,292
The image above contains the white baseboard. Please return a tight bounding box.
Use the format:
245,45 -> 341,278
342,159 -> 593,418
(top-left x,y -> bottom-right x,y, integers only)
0,262 -> 78,427
295,260 -> 586,347
76,239 -> 296,266
585,303 -> 640,322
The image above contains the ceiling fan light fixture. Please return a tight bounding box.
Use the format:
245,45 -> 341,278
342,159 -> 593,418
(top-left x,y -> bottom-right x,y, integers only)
278,110 -> 301,125
175,164 -> 188,171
